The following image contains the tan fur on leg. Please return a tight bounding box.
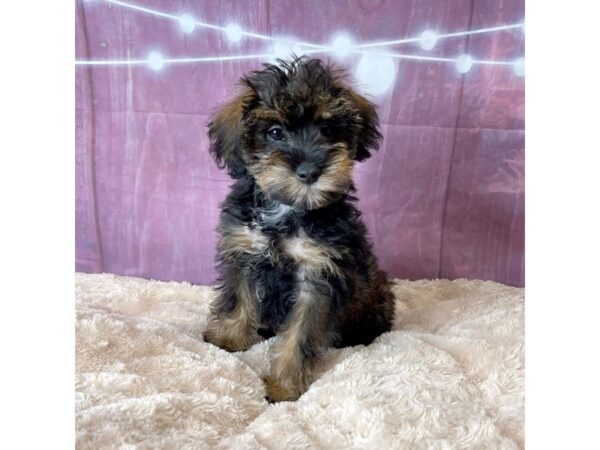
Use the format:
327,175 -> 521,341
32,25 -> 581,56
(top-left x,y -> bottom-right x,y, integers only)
204,277 -> 262,352
264,289 -> 328,402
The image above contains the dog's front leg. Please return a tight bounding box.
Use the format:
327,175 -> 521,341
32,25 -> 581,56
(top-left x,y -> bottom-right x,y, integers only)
263,284 -> 331,402
204,271 -> 262,352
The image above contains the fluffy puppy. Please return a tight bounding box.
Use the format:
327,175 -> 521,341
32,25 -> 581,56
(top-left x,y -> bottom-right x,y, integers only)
203,57 -> 395,402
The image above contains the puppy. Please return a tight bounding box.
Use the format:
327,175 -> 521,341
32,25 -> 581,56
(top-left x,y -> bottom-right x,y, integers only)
203,57 -> 395,402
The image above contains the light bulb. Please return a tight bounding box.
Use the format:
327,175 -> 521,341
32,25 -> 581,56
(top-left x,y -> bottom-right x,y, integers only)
455,54 -> 473,74
147,51 -> 164,71
179,14 -> 195,33
419,30 -> 438,51
355,53 -> 397,97
331,35 -> 353,59
225,23 -> 243,43
513,57 -> 525,77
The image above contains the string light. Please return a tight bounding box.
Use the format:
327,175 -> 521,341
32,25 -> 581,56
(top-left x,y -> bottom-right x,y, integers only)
178,13 -> 195,34
225,23 -> 243,43
269,42 -> 296,63
331,35 -> 353,59
513,57 -> 525,77
75,53 -> 274,66
352,49 -> 454,63
147,51 -> 164,71
76,0 -> 524,78
455,54 -> 473,74
419,30 -> 438,51
350,23 -> 523,49
104,0 -> 325,49
355,53 -> 397,97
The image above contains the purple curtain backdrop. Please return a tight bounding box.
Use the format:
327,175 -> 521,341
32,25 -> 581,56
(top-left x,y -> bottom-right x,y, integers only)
75,0 -> 524,287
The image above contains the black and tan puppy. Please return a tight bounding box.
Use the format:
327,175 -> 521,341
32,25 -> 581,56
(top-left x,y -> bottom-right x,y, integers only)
203,57 -> 394,402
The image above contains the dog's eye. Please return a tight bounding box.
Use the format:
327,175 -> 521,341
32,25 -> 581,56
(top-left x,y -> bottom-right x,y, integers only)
267,126 -> 285,141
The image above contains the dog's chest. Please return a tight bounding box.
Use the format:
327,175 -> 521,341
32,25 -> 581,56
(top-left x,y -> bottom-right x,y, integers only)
233,204 -> 344,329
251,223 -> 340,329
253,205 -> 336,269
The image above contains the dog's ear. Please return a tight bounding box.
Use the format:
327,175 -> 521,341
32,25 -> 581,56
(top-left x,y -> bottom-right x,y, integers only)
207,91 -> 251,178
348,91 -> 383,161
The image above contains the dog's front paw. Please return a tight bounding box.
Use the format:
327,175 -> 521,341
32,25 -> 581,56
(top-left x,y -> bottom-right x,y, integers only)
203,328 -> 263,352
262,376 -> 302,403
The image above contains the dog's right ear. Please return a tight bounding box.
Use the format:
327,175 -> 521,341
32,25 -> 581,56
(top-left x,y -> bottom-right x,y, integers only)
207,91 -> 251,179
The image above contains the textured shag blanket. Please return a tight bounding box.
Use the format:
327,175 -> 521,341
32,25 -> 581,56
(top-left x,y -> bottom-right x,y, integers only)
75,273 -> 524,449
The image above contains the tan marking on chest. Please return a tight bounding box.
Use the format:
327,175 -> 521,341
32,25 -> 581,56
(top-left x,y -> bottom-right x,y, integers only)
282,231 -> 342,277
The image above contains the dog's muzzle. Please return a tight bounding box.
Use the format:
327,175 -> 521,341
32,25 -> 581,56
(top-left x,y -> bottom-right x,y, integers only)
295,162 -> 321,185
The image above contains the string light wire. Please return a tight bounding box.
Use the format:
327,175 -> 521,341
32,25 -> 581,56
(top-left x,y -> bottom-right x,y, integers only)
351,23 -> 524,49
105,0 -> 327,49
76,53 -> 275,65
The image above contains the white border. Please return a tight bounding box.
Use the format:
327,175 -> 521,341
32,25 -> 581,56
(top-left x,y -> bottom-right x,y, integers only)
0,1 -> 74,448
526,0 -> 600,447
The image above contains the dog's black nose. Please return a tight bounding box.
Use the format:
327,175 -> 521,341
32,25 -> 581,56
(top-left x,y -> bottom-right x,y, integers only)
295,162 -> 321,184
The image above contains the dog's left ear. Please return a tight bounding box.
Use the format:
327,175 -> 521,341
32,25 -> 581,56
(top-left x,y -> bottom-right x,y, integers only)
207,91 -> 251,178
349,91 -> 383,161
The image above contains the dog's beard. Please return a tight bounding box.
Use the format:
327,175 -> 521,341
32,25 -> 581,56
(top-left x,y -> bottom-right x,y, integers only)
251,148 -> 353,210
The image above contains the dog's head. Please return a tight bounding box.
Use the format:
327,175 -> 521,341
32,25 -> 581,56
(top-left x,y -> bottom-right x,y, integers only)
208,57 -> 382,210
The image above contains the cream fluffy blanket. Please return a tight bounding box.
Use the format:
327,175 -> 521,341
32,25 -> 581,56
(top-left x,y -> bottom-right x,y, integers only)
75,273 -> 524,449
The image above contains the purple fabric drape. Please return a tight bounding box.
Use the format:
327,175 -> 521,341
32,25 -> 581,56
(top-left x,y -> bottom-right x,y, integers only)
76,0 -> 524,286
